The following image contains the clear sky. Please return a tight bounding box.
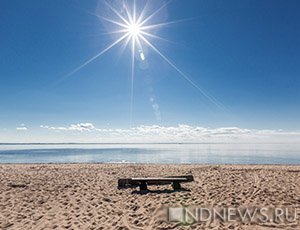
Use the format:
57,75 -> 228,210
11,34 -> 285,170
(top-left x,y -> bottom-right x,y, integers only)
0,0 -> 299,142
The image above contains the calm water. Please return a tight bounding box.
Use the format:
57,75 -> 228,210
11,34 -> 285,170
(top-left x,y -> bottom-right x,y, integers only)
0,143 -> 300,164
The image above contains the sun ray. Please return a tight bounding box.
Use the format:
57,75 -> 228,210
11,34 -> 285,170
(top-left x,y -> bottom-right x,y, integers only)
96,15 -> 128,28
104,1 -> 130,26
133,0 -> 136,23
82,9 -> 126,27
98,29 -> 128,35
139,34 -> 225,110
140,18 -> 192,30
135,36 -> 144,54
118,33 -> 132,59
123,2 -> 134,25
140,31 -> 172,43
136,0 -> 150,25
139,0 -> 171,26
62,33 -> 129,80
83,9 -> 129,29
130,34 -> 136,127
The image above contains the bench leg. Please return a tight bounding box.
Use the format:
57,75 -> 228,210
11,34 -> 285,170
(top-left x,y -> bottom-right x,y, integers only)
139,181 -> 148,191
172,181 -> 181,190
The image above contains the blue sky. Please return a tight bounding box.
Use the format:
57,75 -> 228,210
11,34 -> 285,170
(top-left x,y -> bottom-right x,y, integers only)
0,0 -> 299,142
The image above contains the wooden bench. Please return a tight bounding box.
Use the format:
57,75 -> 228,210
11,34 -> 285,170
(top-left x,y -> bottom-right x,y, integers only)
118,175 -> 194,191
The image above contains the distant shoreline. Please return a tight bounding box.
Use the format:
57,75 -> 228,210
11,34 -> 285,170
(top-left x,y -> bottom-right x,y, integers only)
1,142 -> 299,145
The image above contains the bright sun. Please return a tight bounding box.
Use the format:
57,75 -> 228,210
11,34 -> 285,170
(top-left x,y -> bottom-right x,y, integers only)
64,0 -> 223,122
127,23 -> 142,37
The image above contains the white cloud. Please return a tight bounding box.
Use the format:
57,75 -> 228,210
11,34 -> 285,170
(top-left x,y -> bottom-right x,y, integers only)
69,123 -> 95,131
39,123 -> 300,143
40,125 -> 67,131
16,127 -> 27,131
40,123 -> 95,132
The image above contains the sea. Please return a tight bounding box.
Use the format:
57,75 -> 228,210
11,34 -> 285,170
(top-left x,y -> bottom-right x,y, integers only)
0,143 -> 300,164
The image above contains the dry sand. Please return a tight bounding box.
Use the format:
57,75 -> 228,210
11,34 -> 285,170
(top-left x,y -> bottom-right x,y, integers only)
1,164 -> 300,229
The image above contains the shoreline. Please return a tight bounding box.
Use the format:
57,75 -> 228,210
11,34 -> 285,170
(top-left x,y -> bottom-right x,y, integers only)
1,162 -> 300,166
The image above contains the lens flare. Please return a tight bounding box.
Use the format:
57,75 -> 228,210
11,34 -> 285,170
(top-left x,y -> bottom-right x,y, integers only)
63,0 -> 225,125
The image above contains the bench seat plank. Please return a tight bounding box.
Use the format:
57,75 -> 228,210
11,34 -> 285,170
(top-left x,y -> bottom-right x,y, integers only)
117,175 -> 194,190
131,177 -> 187,182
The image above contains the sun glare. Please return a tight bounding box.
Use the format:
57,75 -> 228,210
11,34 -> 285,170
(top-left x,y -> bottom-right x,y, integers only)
127,23 -> 141,37
64,0 -> 224,126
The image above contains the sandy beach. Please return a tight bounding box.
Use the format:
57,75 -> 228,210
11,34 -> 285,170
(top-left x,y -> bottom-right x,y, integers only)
1,164 -> 300,229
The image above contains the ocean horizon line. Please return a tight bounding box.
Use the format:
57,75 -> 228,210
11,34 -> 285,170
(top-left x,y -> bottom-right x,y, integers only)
0,142 -> 299,145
